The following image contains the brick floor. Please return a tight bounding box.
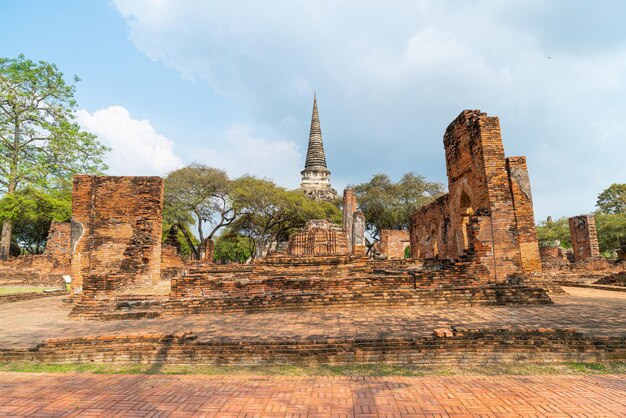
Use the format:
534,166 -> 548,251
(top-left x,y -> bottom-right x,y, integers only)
0,287 -> 625,349
0,373 -> 624,417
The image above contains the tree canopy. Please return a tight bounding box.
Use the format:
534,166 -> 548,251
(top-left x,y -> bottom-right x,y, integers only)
163,164 -> 235,260
226,176 -> 341,259
351,173 -> 445,240
596,183 -> 626,214
0,187 -> 71,254
0,55 -> 108,258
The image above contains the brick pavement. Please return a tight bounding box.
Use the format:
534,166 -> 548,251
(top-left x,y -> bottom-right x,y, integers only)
0,372 -> 624,417
0,287 -> 625,349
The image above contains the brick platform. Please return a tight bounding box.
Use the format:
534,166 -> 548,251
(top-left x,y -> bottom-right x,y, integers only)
2,327 -> 624,366
1,287 -> 625,367
0,373 -> 624,417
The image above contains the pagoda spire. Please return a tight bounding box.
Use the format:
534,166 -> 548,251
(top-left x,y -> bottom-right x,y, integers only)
299,94 -> 337,202
304,93 -> 328,169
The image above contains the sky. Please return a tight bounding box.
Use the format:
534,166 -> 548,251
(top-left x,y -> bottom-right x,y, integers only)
1,0 -> 625,221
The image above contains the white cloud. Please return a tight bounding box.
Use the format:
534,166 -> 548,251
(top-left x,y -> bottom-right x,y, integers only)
76,106 -> 183,176
112,0 -> 626,219
196,124 -> 302,189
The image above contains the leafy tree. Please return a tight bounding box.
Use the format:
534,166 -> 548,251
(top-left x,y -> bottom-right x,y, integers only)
352,173 -> 444,241
596,183 -> 626,214
0,187 -> 71,254
227,176 -> 341,259
213,234 -> 254,263
0,55 -> 108,259
536,217 -> 571,248
595,213 -> 626,255
163,163 -> 235,260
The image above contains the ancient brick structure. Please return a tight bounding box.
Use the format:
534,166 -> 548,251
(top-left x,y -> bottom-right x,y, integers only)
410,110 -> 542,284
44,222 -> 72,260
4,328 -> 621,366
568,214 -> 601,261
0,221 -> 71,287
351,211 -> 366,256
160,244 -> 186,280
342,188 -> 357,250
506,157 -> 542,274
70,175 -> 164,292
203,239 -> 214,262
299,94 -> 338,201
379,229 -> 410,259
287,220 -> 350,256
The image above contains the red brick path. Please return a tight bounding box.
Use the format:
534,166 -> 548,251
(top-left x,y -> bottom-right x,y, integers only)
0,373 -> 624,417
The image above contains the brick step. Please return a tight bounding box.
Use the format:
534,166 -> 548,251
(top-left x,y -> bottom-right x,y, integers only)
116,299 -> 165,310
3,328 -> 624,366
165,286 -> 552,315
99,310 -> 163,321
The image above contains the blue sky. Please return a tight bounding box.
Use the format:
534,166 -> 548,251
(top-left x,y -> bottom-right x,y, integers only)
1,0 -> 625,221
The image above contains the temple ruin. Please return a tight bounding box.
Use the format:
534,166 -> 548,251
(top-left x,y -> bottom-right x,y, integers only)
409,110 -> 542,284
61,109 -> 566,320
568,214 -> 601,261
70,175 -> 164,292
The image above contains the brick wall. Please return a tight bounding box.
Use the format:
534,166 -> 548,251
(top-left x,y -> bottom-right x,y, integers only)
342,188 -> 357,251
380,229 -> 410,259
506,157 -> 542,274
410,110 -> 542,284
3,328 -> 622,366
287,220 -> 350,256
0,221 -> 71,287
569,214 -> 601,261
70,175 -> 164,292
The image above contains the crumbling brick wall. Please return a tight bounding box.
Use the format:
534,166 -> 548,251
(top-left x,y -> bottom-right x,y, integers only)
351,211 -> 367,256
380,229 -> 410,259
568,214 -> 601,261
409,110 -> 542,283
0,221 -> 71,287
70,175 -> 164,292
342,188 -> 357,251
506,157 -> 542,274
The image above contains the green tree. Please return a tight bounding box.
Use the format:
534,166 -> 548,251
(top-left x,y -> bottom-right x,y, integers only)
595,213 -> 626,255
0,55 -> 108,259
352,173 -> 444,241
213,234 -> 254,263
228,176 -> 340,259
536,217 -> 571,248
596,183 -> 626,214
0,187 -> 71,254
163,163 -> 235,260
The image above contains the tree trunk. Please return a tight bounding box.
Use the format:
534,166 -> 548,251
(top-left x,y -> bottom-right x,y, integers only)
1,122 -> 20,260
0,220 -> 12,260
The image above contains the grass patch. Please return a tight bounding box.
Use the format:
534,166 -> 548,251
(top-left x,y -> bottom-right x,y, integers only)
0,287 -> 49,295
1,362 -> 625,376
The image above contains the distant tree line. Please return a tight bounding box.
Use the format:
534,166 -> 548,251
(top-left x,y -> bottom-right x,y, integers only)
536,183 -> 626,257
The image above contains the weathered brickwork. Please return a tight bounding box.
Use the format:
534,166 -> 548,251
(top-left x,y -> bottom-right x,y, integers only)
380,229 -> 410,259
410,110 -> 542,284
569,214 -> 601,261
287,188 -> 363,257
2,328 -> 622,366
351,211 -> 367,256
70,175 -> 164,292
287,220 -> 350,256
342,188 -> 357,250
160,244 -> 186,280
0,221 -> 71,287
506,157 -> 542,274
